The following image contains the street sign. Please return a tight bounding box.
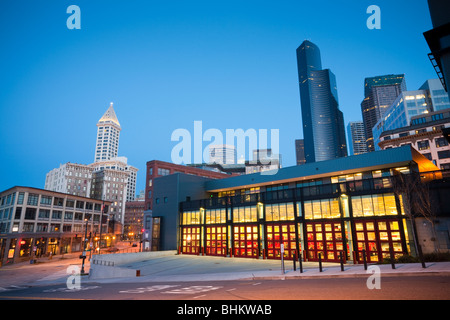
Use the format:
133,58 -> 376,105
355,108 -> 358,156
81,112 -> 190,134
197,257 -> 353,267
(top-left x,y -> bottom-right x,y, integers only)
280,244 -> 284,253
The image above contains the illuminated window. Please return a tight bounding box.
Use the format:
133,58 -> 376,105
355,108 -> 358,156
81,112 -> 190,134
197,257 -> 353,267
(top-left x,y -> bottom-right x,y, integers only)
205,208 -> 226,224
265,203 -> 294,221
182,210 -> 201,225
233,206 -> 257,223
351,193 -> 398,217
304,199 -> 340,220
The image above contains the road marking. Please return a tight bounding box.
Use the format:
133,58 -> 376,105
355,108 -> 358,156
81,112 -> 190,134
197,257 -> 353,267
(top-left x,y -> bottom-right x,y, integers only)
42,286 -> 100,293
119,285 -> 179,294
226,288 -> 236,291
0,285 -> 30,292
162,285 -> 222,295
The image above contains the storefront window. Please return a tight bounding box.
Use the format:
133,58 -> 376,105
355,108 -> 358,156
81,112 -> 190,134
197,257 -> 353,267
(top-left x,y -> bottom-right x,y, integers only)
19,238 -> 33,257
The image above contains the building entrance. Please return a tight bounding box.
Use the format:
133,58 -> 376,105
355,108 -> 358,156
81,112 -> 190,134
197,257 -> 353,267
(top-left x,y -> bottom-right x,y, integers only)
354,219 -> 405,263
205,226 -> 227,256
233,225 -> 259,258
266,223 -> 297,259
181,227 -> 201,254
306,221 -> 344,262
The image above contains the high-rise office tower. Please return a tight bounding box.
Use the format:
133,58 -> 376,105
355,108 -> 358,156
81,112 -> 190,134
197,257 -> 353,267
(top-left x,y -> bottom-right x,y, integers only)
360,74 -> 406,152
295,139 -> 306,165
296,40 -> 347,163
347,121 -> 368,155
95,103 -> 121,162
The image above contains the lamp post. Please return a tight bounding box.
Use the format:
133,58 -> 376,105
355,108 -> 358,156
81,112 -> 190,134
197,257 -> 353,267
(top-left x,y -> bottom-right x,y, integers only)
98,199 -> 104,255
80,217 -> 89,275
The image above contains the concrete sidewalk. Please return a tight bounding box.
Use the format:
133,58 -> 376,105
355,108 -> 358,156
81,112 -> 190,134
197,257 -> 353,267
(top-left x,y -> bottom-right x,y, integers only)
88,253 -> 450,283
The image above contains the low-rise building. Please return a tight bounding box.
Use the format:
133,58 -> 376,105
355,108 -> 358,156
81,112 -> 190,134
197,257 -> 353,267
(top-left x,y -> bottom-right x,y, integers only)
151,146 -> 450,264
0,186 -> 111,265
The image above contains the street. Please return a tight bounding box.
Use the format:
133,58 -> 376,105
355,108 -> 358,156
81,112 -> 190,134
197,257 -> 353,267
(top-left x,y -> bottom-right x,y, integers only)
0,276 -> 449,300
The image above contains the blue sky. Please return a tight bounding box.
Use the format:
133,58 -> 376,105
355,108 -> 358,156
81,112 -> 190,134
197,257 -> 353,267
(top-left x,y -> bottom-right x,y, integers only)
0,0 -> 437,194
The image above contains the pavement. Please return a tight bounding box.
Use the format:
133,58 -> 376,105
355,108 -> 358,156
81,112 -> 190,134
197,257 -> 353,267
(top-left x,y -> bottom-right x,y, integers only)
1,251 -> 450,288
106,253 -> 450,283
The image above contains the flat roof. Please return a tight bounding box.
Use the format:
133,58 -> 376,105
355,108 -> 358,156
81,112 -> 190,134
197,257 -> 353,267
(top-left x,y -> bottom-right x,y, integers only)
204,146 -> 439,192
0,185 -> 112,204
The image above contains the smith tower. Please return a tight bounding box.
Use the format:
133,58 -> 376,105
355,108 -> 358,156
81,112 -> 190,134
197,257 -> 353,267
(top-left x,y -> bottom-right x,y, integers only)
94,102 -> 121,162
296,40 -> 347,163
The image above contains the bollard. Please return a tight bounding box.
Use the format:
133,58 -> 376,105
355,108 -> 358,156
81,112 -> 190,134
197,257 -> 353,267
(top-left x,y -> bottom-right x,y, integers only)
318,253 -> 323,272
362,249 -> 367,270
293,253 -> 296,271
298,253 -> 303,273
339,252 -> 344,271
389,247 -> 396,270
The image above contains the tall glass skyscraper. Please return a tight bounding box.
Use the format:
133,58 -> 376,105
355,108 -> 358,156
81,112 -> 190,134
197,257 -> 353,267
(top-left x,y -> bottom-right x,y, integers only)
360,74 -> 406,152
296,40 -> 347,163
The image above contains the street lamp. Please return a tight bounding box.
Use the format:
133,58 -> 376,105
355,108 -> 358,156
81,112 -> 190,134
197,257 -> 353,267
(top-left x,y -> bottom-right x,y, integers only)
80,217 -> 89,275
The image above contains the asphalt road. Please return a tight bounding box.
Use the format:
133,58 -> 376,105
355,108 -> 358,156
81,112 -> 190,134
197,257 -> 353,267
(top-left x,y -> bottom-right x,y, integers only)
0,276 -> 449,301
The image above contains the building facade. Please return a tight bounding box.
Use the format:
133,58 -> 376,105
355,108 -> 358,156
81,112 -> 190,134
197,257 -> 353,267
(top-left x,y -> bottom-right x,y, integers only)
378,109 -> 450,170
296,40 -> 347,163
295,139 -> 306,165
45,163 -> 93,197
347,121 -> 368,155
89,157 -> 138,203
150,147 -> 450,264
0,186 -> 111,265
143,160 -> 232,251
124,200 -> 145,241
420,78 -> 450,111
145,160 -> 231,212
424,0 -> 450,99
361,74 -> 406,152
372,89 -> 433,150
90,169 -> 129,235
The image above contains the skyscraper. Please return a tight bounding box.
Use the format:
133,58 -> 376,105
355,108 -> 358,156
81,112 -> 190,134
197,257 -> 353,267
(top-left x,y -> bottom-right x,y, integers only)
347,121 -> 368,155
95,103 -> 121,162
360,74 -> 406,152
296,40 -> 347,163
295,139 -> 306,165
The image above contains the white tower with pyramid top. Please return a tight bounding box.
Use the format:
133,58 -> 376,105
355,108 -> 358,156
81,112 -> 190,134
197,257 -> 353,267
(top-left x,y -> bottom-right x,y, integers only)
94,102 -> 121,162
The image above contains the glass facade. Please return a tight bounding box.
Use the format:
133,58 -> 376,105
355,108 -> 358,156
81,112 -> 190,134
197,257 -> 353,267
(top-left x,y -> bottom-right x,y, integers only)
296,40 -> 347,162
179,168 -> 411,263
373,90 -> 433,150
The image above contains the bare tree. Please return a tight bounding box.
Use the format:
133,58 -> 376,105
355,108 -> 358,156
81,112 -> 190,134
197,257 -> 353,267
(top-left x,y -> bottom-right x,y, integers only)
392,170 -> 438,258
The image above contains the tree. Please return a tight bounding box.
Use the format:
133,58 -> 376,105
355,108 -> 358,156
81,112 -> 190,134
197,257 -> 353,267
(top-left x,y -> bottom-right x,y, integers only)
392,170 -> 438,262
